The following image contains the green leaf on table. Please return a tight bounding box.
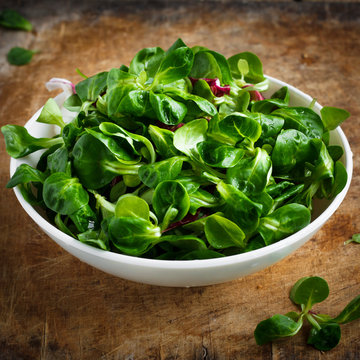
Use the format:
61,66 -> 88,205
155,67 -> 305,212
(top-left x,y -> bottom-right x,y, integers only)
0,9 -> 32,31
254,314 -> 303,345
344,234 -> 360,245
307,323 -> 341,351
333,295 -> 360,324
7,47 -> 37,66
290,276 -> 329,309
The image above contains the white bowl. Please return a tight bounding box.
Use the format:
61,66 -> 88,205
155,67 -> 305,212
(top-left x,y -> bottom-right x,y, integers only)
9,76 -> 353,287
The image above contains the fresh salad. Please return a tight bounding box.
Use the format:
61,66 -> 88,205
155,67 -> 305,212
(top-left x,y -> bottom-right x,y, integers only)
2,39 -> 350,260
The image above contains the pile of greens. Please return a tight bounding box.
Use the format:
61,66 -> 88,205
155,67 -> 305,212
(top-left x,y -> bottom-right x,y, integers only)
2,39 -> 350,260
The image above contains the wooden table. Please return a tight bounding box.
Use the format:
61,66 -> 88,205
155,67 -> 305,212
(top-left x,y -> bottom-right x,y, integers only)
1,1 -> 359,359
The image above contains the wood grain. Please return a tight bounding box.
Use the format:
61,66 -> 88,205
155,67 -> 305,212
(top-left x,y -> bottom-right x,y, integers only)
0,1 -> 359,359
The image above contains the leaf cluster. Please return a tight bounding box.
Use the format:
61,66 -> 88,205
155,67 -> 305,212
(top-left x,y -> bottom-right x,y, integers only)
1,39 -> 350,260
254,276 -> 360,351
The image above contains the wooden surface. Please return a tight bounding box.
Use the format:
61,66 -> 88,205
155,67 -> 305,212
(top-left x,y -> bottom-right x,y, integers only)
1,1 -> 360,359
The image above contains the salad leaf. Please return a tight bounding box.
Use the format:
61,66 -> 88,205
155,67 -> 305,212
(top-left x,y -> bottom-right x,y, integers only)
0,9 -> 32,31
7,47 -> 37,66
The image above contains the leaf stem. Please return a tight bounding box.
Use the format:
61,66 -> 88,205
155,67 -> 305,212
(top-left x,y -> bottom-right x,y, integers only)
306,313 -> 322,331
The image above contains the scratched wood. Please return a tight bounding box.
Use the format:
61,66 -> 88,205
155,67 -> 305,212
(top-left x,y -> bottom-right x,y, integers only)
0,1 -> 359,359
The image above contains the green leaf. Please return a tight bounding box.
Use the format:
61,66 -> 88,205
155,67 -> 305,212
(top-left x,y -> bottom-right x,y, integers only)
75,71 -> 108,102
36,98 -> 66,129
320,106 -> 350,131
64,94 -> 82,112
218,113 -> 262,144
115,194 -> 150,221
251,87 -> 289,114
328,161 -> 348,199
99,122 -> 156,163
189,188 -> 221,214
0,9 -> 32,31
217,181 -> 262,235
129,46 -> 165,79
333,295 -> 360,324
69,204 -> 97,232
201,50 -> 233,85
290,276 -> 329,309
165,89 -> 217,117
153,46 -> 194,86
149,91 -> 187,125
327,145 -> 344,162
227,148 -> 272,195
72,133 -> 141,189
47,146 -> 69,174
180,249 -> 225,260
106,68 -> 138,115
173,118 -> 208,157
1,124 -> 63,158
166,38 -> 187,53
258,204 -> 311,245
272,107 -> 324,139
190,51 -> 222,80
85,128 -> 140,164
160,235 -> 207,252
7,47 -> 37,66
78,230 -> 109,250
148,125 -> 180,159
108,216 -> 161,256
43,172 -> 89,215
152,180 -> 190,230
271,129 -> 313,174
6,164 -> 45,188
344,234 -> 360,245
228,52 -> 265,84
116,90 -> 154,118
204,214 -> 246,249
307,323 -> 341,351
138,157 -> 184,188
197,140 -> 245,168
254,314 -> 303,345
